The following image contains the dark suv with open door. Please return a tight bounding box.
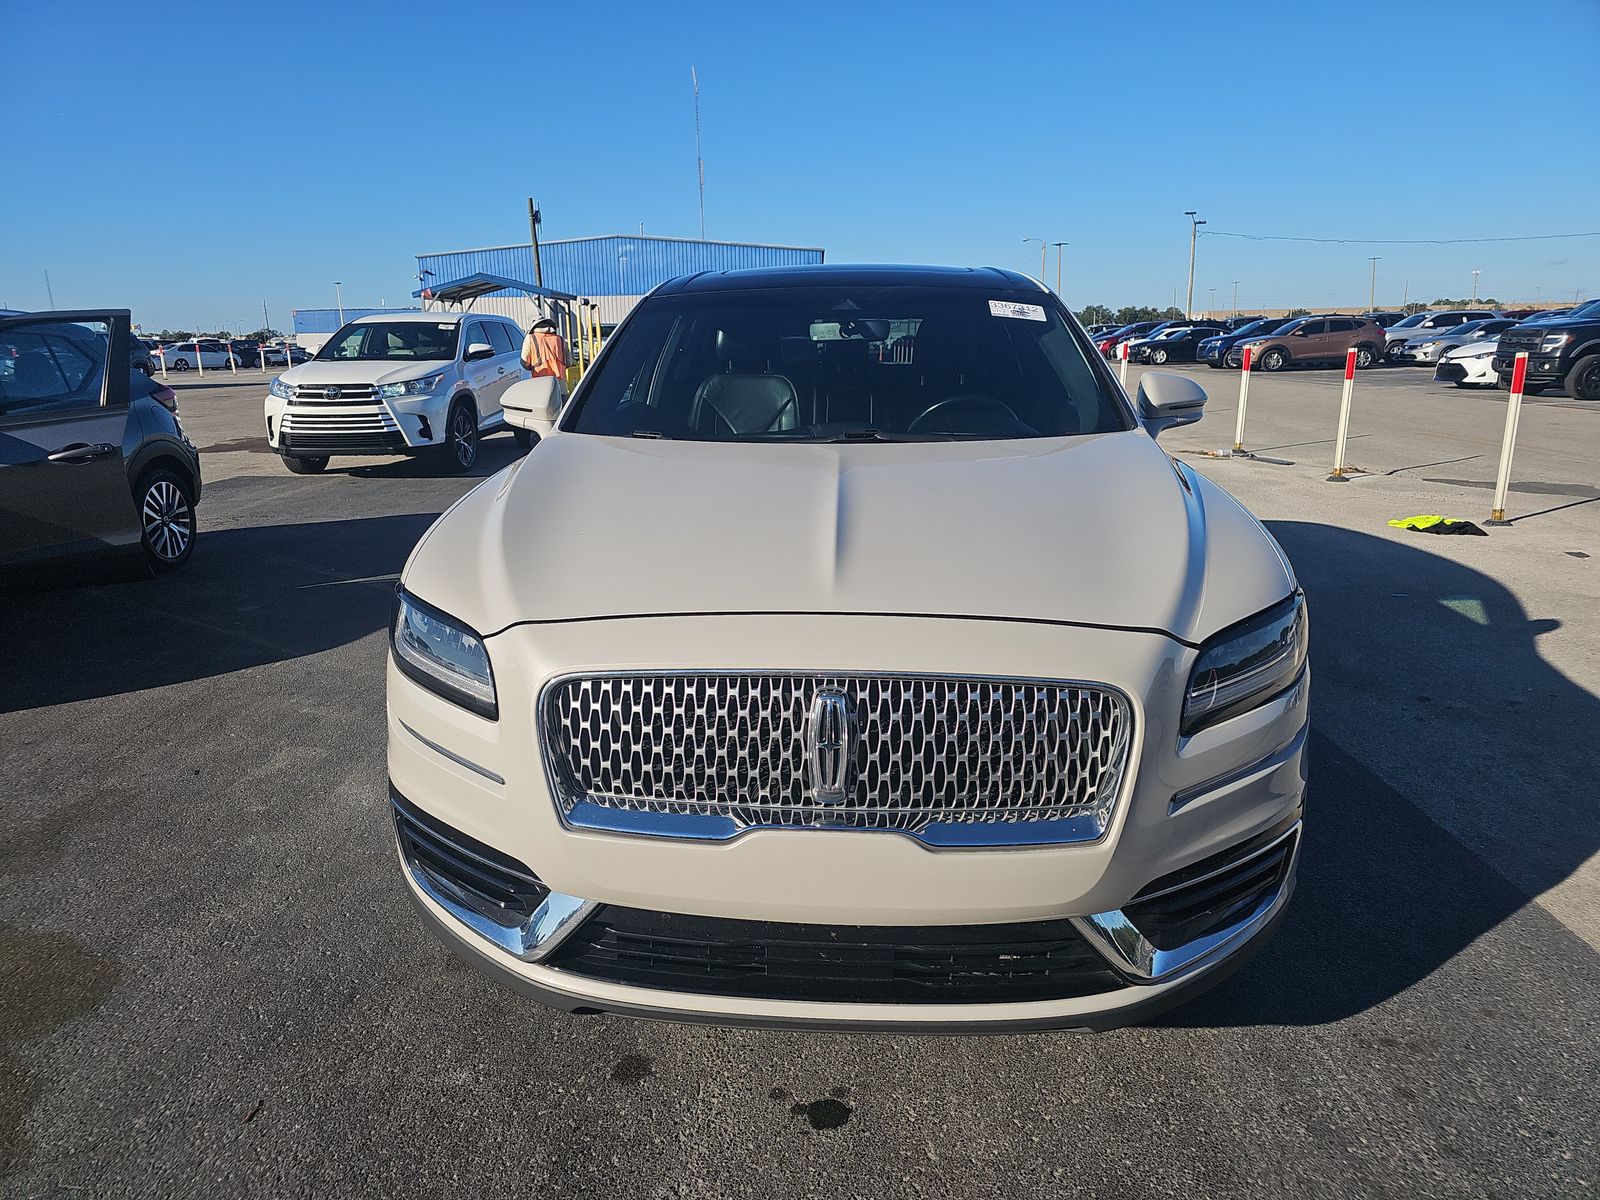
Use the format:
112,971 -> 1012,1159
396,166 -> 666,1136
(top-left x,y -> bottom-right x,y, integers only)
1,309 -> 202,576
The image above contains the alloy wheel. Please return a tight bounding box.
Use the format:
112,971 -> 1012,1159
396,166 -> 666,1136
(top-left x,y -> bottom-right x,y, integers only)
452,407 -> 477,468
141,479 -> 193,563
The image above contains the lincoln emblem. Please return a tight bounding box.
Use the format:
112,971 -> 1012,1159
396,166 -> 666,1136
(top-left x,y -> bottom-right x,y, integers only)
805,686 -> 855,804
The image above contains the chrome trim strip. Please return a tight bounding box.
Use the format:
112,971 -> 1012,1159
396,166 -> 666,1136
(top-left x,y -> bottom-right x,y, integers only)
399,719 -> 505,785
398,838 -> 596,964
1128,822 -> 1299,905
537,668 -> 1137,850
1073,821 -> 1301,982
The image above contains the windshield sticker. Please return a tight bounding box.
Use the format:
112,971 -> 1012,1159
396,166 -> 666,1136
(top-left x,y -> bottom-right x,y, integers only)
989,300 -> 1046,322
438,324 -> 455,330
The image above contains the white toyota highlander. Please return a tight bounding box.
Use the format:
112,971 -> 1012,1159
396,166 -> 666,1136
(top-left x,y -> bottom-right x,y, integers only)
387,265 -> 1308,1031
265,311 -> 530,475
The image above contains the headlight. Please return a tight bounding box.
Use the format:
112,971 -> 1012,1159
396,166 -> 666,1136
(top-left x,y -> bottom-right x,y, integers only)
375,372 -> 446,400
268,377 -> 293,399
1540,333 -> 1571,351
391,589 -> 498,719
1182,593 -> 1307,736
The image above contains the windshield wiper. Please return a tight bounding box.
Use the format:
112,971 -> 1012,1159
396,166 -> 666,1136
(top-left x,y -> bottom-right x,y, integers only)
629,429 -> 673,440
820,427 -> 900,442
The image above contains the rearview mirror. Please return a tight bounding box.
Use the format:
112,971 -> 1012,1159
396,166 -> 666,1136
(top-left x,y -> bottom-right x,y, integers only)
465,342 -> 495,361
502,375 -> 564,436
1136,371 -> 1206,439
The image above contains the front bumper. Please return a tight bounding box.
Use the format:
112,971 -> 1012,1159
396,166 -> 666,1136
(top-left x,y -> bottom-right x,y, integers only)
1491,354 -> 1566,384
387,613 -> 1309,1029
264,389 -> 456,455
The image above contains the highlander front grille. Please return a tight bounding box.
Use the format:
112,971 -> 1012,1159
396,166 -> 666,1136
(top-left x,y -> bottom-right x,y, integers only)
540,672 -> 1132,844
280,408 -> 400,436
292,383 -> 377,402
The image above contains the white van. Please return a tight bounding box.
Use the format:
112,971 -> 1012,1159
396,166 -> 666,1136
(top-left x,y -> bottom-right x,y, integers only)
263,312 -> 530,474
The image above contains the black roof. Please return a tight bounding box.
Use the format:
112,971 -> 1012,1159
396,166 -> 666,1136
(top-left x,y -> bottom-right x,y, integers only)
655,264 -> 1046,295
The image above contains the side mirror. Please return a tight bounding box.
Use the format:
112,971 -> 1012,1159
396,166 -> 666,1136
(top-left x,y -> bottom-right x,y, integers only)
465,342 -> 495,362
1291,328 -> 1307,337
502,375 -> 564,436
1137,371 -> 1206,439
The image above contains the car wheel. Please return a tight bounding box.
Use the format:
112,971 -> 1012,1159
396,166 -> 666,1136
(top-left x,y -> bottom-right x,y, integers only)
1260,348 -> 1287,372
1386,344 -> 1406,363
172,358 -> 190,371
443,400 -> 478,473
281,454 -> 329,474
136,468 -> 196,571
512,428 -> 534,450
1565,354 -> 1600,401
1353,344 -> 1376,369
1152,348 -> 1169,364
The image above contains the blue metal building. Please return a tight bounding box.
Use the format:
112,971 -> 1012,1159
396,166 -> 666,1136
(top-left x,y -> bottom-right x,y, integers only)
415,234 -> 824,328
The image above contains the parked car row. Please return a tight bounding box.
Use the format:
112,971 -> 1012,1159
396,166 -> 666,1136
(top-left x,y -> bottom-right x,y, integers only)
140,337 -> 310,371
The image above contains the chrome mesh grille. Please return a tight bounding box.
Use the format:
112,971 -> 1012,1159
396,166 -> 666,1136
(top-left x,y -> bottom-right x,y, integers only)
541,673 -> 1132,836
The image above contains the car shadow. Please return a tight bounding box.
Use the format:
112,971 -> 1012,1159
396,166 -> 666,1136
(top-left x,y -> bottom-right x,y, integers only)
1158,520 -> 1599,1027
0,512 -> 440,714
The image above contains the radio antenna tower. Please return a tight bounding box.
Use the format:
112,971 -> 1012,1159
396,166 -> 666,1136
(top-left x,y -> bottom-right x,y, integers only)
692,66 -> 705,238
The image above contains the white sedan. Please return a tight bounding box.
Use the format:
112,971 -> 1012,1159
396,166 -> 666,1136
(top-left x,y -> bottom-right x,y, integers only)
154,341 -> 238,371
1433,339 -> 1500,387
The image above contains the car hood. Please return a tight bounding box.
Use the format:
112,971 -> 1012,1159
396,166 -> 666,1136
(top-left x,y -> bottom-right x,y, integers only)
1441,339 -> 1498,360
278,360 -> 453,386
405,430 -> 1295,646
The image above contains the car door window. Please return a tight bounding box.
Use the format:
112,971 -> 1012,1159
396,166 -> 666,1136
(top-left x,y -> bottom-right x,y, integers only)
1299,321 -> 1328,336
465,322 -> 493,355
0,320 -> 109,418
487,321 -> 519,357
1328,319 -> 1356,333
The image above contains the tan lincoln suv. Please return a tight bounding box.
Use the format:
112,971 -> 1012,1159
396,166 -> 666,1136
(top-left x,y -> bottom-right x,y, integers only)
1230,314 -> 1385,371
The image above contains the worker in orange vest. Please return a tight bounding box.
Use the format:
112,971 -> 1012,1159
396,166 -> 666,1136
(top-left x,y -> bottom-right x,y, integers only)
521,315 -> 568,388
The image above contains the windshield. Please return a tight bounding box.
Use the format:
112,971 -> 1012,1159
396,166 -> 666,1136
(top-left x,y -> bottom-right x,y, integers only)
1232,319 -> 1276,337
316,321 -> 459,362
1392,313 -> 1427,329
566,285 -> 1132,442
1563,298 -> 1600,321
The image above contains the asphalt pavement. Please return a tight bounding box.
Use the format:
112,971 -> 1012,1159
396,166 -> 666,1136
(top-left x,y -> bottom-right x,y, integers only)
2,363 -> 1596,1198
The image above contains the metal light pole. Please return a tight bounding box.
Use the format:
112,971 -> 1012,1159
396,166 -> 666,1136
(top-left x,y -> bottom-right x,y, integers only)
334,281 -> 344,325
1184,211 -> 1206,319
1472,269 -> 1481,302
1208,288 -> 1217,317
1050,242 -> 1068,295
1368,257 -> 1380,313
1231,280 -> 1241,314
1023,237 -> 1046,282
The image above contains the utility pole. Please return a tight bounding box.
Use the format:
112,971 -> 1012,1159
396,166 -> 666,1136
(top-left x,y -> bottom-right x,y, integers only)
1231,280 -> 1241,314
1023,237 -> 1046,281
44,270 -> 56,309
1050,242 -> 1068,295
1472,269 -> 1480,302
262,299 -> 271,335
1368,257 -> 1380,313
334,281 -> 344,325
691,67 -> 706,239
527,198 -> 544,288
1184,211 -> 1205,319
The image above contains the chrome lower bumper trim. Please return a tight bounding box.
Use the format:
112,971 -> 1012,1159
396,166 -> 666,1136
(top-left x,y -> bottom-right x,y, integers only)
1073,820 -> 1301,981
397,837 -> 596,964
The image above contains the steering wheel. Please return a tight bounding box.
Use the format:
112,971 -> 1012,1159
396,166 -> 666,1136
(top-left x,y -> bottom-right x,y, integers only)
905,394 -> 1023,435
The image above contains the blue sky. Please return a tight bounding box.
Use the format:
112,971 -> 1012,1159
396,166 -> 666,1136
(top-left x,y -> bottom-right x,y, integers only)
4,0 -> 1597,331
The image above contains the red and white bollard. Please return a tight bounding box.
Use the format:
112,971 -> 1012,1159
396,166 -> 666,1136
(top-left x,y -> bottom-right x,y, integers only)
1488,351 -> 1529,524
1328,347 -> 1359,481
227,338 -> 237,373
1118,340 -> 1130,389
1233,345 -> 1253,452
